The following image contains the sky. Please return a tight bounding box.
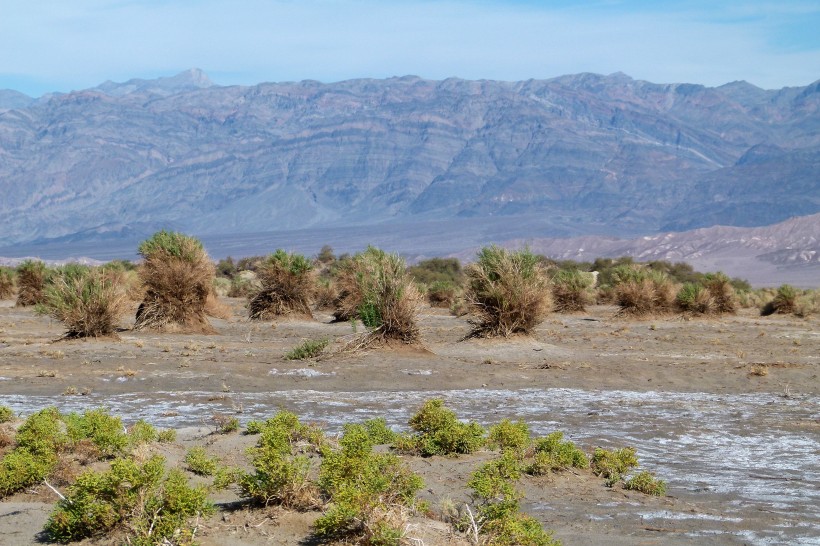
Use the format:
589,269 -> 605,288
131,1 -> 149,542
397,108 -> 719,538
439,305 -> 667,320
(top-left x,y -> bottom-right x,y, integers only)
1,0 -> 819,97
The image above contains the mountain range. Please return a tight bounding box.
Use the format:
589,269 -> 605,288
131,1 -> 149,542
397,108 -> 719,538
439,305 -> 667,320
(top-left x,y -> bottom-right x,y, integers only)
0,69 -> 818,284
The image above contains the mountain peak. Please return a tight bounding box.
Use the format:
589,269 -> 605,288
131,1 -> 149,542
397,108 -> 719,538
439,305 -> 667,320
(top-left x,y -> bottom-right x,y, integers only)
95,68 -> 214,97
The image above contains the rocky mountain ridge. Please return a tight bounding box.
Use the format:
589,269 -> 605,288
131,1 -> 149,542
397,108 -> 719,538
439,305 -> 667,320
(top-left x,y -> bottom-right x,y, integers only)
1,70 -> 818,249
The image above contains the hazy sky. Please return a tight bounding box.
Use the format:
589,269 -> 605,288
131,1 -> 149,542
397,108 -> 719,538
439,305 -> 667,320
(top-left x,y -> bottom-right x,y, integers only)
2,0 -> 819,96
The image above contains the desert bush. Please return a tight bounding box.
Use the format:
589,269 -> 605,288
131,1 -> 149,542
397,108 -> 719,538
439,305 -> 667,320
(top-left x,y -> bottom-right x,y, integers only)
612,265 -> 675,317
551,269 -> 594,313
248,250 -> 315,320
761,284 -> 799,316
675,283 -> 715,315
157,429 -> 177,443
426,280 -> 459,308
0,267 -> 15,299
44,455 -> 213,544
212,414 -> 239,434
0,448 -> 55,498
216,256 -> 237,279
15,407 -> 70,457
314,278 -> 338,310
185,446 -> 219,476
0,406 -> 13,423
134,230 -> 216,333
15,260 -> 49,306
240,411 -> 323,509
41,267 -> 127,338
703,272 -> 737,314
334,246 -> 422,345
795,289 -> 820,317
407,257 -> 463,285
465,246 -> 552,337
315,424 -> 423,544
466,451 -> 560,546
284,338 -> 329,360
525,432 -> 588,475
591,447 -> 639,486
488,419 -> 531,453
397,399 -> 485,456
63,409 -> 128,458
625,470 -> 666,496
128,420 -> 158,446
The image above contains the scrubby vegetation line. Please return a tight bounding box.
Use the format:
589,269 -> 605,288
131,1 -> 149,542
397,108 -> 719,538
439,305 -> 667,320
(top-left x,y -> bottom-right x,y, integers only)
0,401 -> 669,545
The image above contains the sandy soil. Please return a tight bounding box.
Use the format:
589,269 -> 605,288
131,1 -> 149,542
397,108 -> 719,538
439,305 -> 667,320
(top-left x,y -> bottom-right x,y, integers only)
0,297 -> 818,545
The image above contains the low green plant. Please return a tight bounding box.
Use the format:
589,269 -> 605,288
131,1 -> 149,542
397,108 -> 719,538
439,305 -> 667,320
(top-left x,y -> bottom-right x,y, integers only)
184,446 -> 220,476
675,283 -> 714,315
44,455 -> 213,544
284,338 -> 329,360
0,406 -> 14,423
128,420 -> 158,446
526,432 -> 589,475
488,419 -> 531,453
466,451 -> 560,545
315,424 -> 423,543
625,470 -> 667,496
15,407 -> 70,457
63,409 -> 128,458
0,448 -> 55,497
358,417 -> 398,445
398,399 -> 486,456
551,269 -> 594,313
591,447 -> 639,486
157,429 -> 176,443
212,414 -> 239,434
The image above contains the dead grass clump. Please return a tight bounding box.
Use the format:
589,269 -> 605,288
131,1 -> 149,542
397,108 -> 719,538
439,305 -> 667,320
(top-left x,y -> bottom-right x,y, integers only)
248,250 -> 315,320
703,272 -> 737,314
551,269 -> 594,313
675,283 -> 715,315
426,280 -> 459,308
795,290 -> 820,317
336,247 -> 422,345
42,267 -> 127,338
0,267 -> 15,299
134,230 -> 216,333
464,246 -> 551,337
313,278 -> 338,310
15,260 -> 49,307
612,265 -> 675,317
761,284 -> 798,316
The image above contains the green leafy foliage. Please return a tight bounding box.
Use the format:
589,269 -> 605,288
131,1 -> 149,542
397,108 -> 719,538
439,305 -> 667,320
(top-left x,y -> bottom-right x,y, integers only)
64,409 -> 128,458
0,406 -> 13,423
525,432 -> 589,475
0,448 -> 55,497
398,399 -> 486,456
137,230 -> 204,262
551,269 -> 594,313
128,420 -> 158,446
284,338 -> 329,360
487,419 -> 531,453
44,455 -> 213,544
625,470 -> 667,496
184,446 -> 219,476
407,257 -> 463,285
591,447 -> 639,487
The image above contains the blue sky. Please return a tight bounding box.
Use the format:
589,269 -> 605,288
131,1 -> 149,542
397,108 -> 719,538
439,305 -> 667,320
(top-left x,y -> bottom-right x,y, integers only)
1,0 -> 818,96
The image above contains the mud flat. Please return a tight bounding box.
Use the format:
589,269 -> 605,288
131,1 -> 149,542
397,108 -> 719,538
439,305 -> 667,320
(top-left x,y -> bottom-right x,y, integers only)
1,299 -> 818,544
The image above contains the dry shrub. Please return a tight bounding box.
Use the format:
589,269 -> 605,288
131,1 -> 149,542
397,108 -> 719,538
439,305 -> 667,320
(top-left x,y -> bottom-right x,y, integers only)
675,283 -> 715,315
465,246 -> 551,337
15,260 -> 49,306
313,279 -> 338,310
43,267 -> 127,338
335,247 -> 422,345
0,267 -> 15,300
795,290 -> 820,317
248,250 -> 315,320
612,265 -> 675,317
761,284 -> 798,316
703,272 -> 737,314
134,230 -> 216,333
204,290 -> 232,319
551,269 -> 594,313
426,280 -> 458,308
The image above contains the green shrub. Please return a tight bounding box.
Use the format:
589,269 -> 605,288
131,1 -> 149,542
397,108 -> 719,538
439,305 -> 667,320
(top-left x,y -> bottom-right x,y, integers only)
212,415 -> 239,434
407,257 -> 463,285
157,429 -> 176,443
675,283 -> 714,315
248,250 -> 315,319
426,280 -> 459,308
551,269 -> 594,313
128,420 -> 158,446
465,246 -> 552,337
359,417 -> 398,446
15,407 -> 70,457
488,419 -> 531,453
466,451 -> 559,546
0,448 -> 55,497
612,266 -> 675,317
63,409 -> 128,458
525,432 -> 588,475
0,406 -> 14,423
284,338 -> 329,360
40,267 -> 127,338
703,272 -> 737,314
315,425 -> 423,543
184,446 -> 219,476
591,447 -> 639,486
399,399 -> 486,456
625,470 -> 666,496
44,455 -> 213,544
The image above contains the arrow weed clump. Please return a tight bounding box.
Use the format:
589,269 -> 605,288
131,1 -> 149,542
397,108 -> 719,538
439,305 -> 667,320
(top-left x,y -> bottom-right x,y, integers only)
314,423 -> 424,544
15,260 -> 50,307
612,265 -> 675,317
134,230 -> 216,333
0,266 -> 15,299
44,455 -> 213,544
248,250 -> 316,320
551,269 -> 594,313
41,267 -> 127,338
396,399 -> 486,456
465,246 -> 552,337
761,284 -> 799,316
